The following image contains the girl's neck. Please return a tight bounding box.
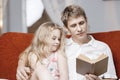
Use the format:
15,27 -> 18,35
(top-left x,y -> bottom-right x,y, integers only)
47,50 -> 57,56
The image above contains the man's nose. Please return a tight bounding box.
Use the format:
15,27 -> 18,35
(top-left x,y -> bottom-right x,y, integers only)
77,25 -> 82,32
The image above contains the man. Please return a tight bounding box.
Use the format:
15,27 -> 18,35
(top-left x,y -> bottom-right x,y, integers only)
61,5 -> 117,80
16,5 -> 117,80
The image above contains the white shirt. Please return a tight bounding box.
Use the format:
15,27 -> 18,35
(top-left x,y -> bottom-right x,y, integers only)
65,35 -> 117,80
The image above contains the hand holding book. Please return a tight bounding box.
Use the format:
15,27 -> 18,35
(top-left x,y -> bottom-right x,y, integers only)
76,53 -> 108,76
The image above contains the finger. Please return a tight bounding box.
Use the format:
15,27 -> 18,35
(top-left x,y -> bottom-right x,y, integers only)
85,74 -> 94,80
89,74 -> 100,80
25,67 -> 31,73
17,70 -> 27,80
85,75 -> 90,80
16,69 -> 23,80
85,74 -> 90,80
21,68 -> 30,79
16,74 -> 21,80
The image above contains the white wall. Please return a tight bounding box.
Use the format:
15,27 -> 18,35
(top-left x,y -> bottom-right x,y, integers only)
77,0 -> 120,33
2,0 -> 44,33
3,0 -> 27,33
2,0 -> 120,33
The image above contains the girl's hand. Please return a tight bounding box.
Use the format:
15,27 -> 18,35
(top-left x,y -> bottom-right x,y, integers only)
85,74 -> 101,80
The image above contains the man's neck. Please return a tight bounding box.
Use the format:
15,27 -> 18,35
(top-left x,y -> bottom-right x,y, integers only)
72,35 -> 91,45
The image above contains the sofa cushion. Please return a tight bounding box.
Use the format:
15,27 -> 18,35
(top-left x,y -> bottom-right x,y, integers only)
0,32 -> 33,80
91,31 -> 120,78
0,31 -> 120,79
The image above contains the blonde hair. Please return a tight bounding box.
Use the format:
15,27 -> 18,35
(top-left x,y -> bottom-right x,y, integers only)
19,22 -> 65,66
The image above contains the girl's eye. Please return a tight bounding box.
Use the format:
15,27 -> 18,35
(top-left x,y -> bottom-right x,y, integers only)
79,21 -> 85,25
58,38 -> 61,41
52,37 -> 56,40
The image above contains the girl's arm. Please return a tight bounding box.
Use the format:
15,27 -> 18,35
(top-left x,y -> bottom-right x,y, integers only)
29,54 -> 54,80
57,53 -> 69,80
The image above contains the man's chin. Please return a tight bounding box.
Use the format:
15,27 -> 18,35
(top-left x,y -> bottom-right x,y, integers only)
77,35 -> 86,40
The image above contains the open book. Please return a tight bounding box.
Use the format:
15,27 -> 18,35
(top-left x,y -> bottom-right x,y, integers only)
76,53 -> 108,76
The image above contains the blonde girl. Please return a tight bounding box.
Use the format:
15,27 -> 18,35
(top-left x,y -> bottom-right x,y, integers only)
17,22 -> 68,80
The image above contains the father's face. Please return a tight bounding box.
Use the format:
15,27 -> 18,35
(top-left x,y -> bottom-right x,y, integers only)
67,16 -> 88,40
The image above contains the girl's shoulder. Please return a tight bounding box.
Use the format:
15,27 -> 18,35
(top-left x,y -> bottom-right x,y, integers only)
28,52 -> 37,61
56,51 -> 67,61
28,52 -> 38,69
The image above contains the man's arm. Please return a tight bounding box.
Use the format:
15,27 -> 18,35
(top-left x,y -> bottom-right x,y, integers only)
85,74 -> 116,80
16,56 -> 30,80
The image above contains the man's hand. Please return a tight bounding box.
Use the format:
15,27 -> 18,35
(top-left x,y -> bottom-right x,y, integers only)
85,74 -> 101,80
16,66 -> 31,80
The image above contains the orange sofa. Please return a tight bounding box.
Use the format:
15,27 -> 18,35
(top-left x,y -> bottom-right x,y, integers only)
0,31 -> 120,80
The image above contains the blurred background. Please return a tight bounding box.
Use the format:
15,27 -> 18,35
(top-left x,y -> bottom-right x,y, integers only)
0,0 -> 2,34
0,0 -> 120,35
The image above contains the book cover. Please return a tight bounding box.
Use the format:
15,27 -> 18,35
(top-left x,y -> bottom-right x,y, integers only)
76,53 -> 108,76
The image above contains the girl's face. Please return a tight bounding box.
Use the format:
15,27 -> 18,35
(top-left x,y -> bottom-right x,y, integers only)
67,16 -> 88,41
48,29 -> 61,53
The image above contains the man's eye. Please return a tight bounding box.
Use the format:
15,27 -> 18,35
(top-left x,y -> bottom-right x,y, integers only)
70,24 -> 76,28
79,21 -> 85,25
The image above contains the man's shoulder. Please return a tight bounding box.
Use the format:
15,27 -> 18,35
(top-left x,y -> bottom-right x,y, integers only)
92,37 -> 109,49
94,39 -> 108,46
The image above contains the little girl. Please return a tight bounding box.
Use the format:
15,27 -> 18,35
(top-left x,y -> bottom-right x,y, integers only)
18,22 -> 68,80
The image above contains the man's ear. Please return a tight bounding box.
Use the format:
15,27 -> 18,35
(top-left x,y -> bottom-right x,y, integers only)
63,26 -> 71,35
63,27 -> 71,38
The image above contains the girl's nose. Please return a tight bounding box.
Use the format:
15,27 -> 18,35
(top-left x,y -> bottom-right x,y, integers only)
56,39 -> 60,44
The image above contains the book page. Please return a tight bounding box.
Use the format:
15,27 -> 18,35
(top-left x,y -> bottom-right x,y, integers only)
95,54 -> 108,62
77,53 -> 108,63
76,53 -> 108,76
